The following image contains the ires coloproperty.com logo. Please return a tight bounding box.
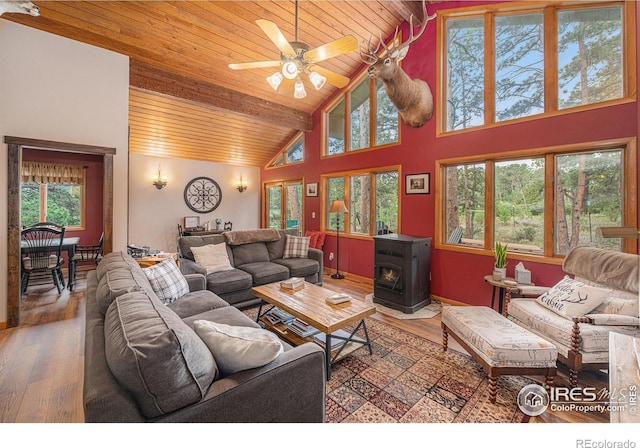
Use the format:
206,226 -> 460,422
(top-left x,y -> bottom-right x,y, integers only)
517,383 -> 638,416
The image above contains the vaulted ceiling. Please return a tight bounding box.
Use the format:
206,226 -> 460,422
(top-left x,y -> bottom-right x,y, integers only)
2,1 -> 437,167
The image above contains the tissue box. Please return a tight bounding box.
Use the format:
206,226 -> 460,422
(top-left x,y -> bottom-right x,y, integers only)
515,267 -> 531,284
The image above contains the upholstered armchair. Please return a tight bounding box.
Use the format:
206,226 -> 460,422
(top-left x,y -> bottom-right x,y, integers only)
504,246 -> 640,388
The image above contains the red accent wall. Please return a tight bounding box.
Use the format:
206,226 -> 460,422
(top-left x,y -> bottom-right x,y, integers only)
22,149 -> 104,265
261,1 -> 640,306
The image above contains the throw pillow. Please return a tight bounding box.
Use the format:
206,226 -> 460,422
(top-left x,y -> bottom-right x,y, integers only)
142,257 -> 189,304
536,276 -> 611,318
193,320 -> 284,377
283,234 -> 310,259
191,243 -> 234,274
305,230 -> 319,249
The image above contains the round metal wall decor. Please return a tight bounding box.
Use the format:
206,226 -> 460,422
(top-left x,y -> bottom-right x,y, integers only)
183,176 -> 222,213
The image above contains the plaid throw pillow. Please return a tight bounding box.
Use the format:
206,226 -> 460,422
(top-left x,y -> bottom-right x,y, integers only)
283,235 -> 310,259
143,257 -> 189,304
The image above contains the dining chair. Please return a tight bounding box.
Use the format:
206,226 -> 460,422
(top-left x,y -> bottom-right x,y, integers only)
224,221 -> 232,231
72,231 -> 104,276
21,224 -> 66,294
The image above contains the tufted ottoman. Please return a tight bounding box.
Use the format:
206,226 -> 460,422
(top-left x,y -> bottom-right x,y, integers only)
441,305 -> 557,403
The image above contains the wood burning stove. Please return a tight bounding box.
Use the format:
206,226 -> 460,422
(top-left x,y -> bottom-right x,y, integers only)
373,234 -> 431,313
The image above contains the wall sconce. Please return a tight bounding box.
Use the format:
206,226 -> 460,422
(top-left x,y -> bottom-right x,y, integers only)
236,175 -> 247,193
152,167 -> 167,190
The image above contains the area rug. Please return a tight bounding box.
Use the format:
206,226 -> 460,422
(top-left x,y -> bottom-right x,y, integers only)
243,307 -> 528,423
364,294 -> 442,320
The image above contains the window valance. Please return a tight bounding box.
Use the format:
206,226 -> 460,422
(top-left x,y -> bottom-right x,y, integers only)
21,161 -> 85,185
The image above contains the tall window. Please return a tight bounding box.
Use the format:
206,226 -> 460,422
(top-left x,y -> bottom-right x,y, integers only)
266,133 -> 304,168
323,70 -> 400,156
323,168 -> 399,237
20,162 -> 85,229
437,139 -> 635,257
441,2 -> 632,133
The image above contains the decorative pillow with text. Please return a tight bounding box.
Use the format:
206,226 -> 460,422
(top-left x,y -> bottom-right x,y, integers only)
536,276 -> 611,319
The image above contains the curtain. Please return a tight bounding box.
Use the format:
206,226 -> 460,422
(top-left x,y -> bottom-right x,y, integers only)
21,161 -> 85,185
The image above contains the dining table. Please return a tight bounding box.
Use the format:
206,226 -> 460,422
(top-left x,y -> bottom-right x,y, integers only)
21,236 -> 80,290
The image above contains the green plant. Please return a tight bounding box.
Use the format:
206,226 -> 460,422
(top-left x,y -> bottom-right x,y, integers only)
494,242 -> 508,268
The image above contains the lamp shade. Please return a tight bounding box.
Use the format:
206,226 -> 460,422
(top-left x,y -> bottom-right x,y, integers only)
596,227 -> 639,239
329,199 -> 348,213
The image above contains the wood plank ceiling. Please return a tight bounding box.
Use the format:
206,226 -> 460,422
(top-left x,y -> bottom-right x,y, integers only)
2,1 -> 433,167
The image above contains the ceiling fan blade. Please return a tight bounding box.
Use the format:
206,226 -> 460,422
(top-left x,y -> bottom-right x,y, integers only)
310,66 -> 351,89
256,19 -> 296,58
304,35 -> 358,64
228,60 -> 281,70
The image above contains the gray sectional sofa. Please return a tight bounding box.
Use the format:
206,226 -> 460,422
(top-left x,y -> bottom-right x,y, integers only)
177,228 -> 323,308
83,251 -> 326,423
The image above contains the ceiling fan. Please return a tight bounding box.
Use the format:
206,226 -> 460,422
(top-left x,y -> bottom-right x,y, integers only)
228,0 -> 357,98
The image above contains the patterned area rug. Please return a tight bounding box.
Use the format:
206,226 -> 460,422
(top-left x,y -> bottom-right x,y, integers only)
243,307 -> 528,423
364,294 -> 442,320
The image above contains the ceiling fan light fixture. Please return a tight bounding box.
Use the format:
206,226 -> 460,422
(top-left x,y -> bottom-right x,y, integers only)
282,60 -> 298,79
266,72 -> 284,90
294,77 -> 307,98
308,71 -> 326,90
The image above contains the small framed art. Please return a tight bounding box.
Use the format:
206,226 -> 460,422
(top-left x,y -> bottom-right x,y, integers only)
306,182 -> 318,197
405,173 -> 430,194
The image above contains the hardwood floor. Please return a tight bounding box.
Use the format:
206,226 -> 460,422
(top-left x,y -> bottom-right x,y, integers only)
0,270 -> 610,423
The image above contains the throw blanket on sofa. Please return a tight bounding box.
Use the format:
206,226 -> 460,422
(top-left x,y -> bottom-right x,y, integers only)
223,229 -> 281,246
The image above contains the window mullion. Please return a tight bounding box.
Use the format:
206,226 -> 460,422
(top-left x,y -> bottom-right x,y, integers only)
543,6 -> 558,113
39,183 -> 47,221
485,161 -> 495,251
484,12 -> 495,126
543,153 -> 556,257
370,78 -> 376,148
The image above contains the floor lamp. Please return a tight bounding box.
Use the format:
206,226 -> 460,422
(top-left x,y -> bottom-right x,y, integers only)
329,199 -> 348,279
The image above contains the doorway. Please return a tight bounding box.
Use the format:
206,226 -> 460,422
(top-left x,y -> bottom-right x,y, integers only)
264,180 -> 303,232
5,136 -> 115,328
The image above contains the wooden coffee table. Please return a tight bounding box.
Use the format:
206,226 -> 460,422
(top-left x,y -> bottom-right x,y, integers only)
252,282 -> 376,379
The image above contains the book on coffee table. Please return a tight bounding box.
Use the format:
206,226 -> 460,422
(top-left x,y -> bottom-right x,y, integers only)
313,329 -> 351,349
280,277 -> 305,290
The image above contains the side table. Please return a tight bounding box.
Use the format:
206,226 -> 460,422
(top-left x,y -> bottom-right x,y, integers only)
135,253 -> 178,268
483,275 -> 535,315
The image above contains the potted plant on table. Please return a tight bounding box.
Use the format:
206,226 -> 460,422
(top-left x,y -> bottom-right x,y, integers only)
493,242 -> 508,280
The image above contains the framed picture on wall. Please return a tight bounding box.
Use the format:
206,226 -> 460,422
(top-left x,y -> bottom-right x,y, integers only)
184,216 -> 200,229
405,173 -> 430,194
306,182 -> 318,197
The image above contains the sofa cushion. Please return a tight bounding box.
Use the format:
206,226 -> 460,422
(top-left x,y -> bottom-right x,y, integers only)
143,257 -> 190,305
237,262 -> 290,285
194,320 -> 284,377
95,267 -> 153,315
583,286 -> 639,317
536,276 -> 610,318
166,290 -> 229,319
274,258 -> 320,278
96,251 -> 140,282
232,242 -> 270,265
104,291 -> 217,418
191,243 -> 234,274
283,234 -> 310,259
206,268 -> 253,295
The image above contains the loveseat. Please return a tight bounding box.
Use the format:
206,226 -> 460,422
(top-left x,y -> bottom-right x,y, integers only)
505,246 -> 640,387
177,228 -> 323,308
83,251 -> 326,423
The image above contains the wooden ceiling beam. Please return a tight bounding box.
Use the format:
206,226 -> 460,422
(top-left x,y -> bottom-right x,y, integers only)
129,59 -> 312,132
389,0 -> 434,25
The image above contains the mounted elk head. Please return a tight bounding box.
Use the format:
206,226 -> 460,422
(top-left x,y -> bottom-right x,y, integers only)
0,1 -> 40,17
361,2 -> 436,128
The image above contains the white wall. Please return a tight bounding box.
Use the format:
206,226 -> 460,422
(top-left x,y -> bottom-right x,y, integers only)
0,21 -> 130,324
128,154 -> 260,253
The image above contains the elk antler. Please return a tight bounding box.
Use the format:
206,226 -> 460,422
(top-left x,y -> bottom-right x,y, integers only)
360,35 -> 381,65
392,0 -> 437,58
